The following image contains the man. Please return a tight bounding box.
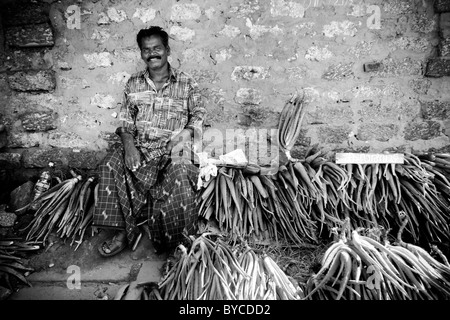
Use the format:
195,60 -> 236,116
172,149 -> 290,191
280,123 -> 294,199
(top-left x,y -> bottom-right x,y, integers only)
93,26 -> 206,257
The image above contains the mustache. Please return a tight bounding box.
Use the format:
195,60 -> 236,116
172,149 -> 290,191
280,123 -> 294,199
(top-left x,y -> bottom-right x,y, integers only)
147,55 -> 162,61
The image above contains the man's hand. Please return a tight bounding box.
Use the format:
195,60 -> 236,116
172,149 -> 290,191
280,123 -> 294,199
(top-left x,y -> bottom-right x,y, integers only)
166,128 -> 193,158
120,132 -> 141,171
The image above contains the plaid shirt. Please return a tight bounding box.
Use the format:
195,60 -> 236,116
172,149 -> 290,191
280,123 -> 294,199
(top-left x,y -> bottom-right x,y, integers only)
116,65 -> 206,161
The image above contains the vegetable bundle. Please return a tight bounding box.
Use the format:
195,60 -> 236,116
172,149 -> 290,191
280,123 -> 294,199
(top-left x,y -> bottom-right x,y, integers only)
305,219 -> 450,300
157,234 -> 303,300
294,148 -> 450,245
17,173 -> 97,250
0,241 -> 37,292
198,147 -> 450,250
277,93 -> 307,162
197,165 -> 318,246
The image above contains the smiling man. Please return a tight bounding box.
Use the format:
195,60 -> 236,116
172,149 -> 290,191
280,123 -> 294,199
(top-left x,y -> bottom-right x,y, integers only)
93,26 -> 206,259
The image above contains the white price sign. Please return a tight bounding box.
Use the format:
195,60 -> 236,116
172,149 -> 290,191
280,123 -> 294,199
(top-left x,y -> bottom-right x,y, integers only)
335,153 -> 404,164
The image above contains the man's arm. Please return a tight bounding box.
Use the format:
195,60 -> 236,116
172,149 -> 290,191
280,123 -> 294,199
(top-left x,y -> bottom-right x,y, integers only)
115,82 -> 142,171
166,78 -> 206,156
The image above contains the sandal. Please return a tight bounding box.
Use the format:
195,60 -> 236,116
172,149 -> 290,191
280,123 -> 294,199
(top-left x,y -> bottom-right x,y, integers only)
98,231 -> 127,257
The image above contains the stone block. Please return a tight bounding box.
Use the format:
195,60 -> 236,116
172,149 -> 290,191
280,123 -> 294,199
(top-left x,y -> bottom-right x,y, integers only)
170,3 -> 201,21
420,100 -> 450,120
410,13 -> 437,34
286,66 -> 308,80
382,1 -> 415,16
441,13 -> 450,38
323,21 -> 357,38
3,48 -> 52,71
20,111 -> 57,131
375,58 -> 423,77
2,1 -> 50,26
8,70 -> 56,92
0,211 -> 17,227
305,46 -> 333,61
358,100 -> 419,122
440,38 -> 450,57
435,0 -> 450,13
67,150 -> 106,170
231,66 -> 269,81
218,26 -> 241,38
443,120 -> 450,137
7,133 -> 42,148
133,8 -> 156,23
389,37 -> 430,53
322,62 -> 354,81
170,26 -> 195,42
83,52 -> 112,69
22,148 -> 68,168
47,131 -> 92,149
5,23 -> 54,48
348,41 -> 373,59
235,88 -> 263,105
239,105 -> 269,126
357,124 -> 399,142
107,7 -> 127,22
245,19 -> 283,39
317,125 -> 350,144
425,58 -> 450,77
0,122 -> 7,149
0,152 -> 21,169
363,62 -> 382,73
270,0 -> 305,18
188,70 -> 220,84
409,78 -> 432,95
90,94 -> 116,109
9,181 -> 34,213
306,105 -> 353,125
404,121 -> 441,141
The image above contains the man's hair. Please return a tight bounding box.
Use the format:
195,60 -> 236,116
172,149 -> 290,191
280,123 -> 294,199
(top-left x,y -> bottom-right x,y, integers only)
136,26 -> 169,50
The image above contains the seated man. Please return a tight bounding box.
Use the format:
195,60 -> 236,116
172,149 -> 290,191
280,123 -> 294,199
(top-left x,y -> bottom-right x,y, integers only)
93,26 -> 206,257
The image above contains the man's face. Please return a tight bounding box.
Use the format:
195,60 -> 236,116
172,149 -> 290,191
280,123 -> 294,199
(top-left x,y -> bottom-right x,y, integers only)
140,35 -> 170,71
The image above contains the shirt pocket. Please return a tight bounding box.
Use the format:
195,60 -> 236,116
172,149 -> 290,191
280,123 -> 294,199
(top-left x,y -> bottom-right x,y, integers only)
158,98 -> 188,131
128,91 -> 155,123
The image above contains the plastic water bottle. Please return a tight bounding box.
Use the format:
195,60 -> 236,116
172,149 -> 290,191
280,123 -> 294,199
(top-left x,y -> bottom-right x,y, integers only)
30,162 -> 54,211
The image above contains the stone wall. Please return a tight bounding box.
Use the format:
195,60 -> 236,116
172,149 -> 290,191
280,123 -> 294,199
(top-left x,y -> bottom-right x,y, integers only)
0,0 -> 450,196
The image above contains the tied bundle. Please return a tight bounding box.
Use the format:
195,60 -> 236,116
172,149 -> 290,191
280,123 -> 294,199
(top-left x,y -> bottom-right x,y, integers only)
156,234 -> 303,300
0,242 -> 36,290
197,165 -> 317,246
296,148 -> 450,245
305,218 -> 450,300
277,92 -> 307,162
17,172 -> 97,250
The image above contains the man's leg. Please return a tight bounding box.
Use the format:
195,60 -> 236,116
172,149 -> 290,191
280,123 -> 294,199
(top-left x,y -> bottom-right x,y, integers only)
147,161 -> 200,254
93,146 -> 159,256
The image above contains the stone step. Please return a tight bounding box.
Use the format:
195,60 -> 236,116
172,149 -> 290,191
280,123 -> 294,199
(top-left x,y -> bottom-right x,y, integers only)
10,281 -> 124,300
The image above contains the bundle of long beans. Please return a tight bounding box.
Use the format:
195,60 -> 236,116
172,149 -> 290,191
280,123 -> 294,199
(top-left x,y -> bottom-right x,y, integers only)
0,242 -> 36,291
305,217 -> 450,300
291,147 -> 450,246
16,172 -> 97,250
156,234 -> 303,300
277,92 -> 307,162
197,165 -> 318,246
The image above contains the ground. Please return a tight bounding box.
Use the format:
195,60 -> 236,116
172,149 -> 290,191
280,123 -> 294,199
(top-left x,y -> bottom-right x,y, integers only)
7,228 -> 167,300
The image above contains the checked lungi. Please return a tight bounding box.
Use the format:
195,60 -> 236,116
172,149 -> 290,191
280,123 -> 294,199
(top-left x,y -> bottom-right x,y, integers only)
92,145 -> 200,251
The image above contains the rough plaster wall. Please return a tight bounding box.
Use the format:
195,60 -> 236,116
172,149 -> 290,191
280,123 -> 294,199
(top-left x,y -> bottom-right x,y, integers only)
0,0 -> 450,178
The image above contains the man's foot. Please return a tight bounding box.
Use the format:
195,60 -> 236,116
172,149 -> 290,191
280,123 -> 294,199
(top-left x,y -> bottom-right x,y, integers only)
98,230 -> 127,257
